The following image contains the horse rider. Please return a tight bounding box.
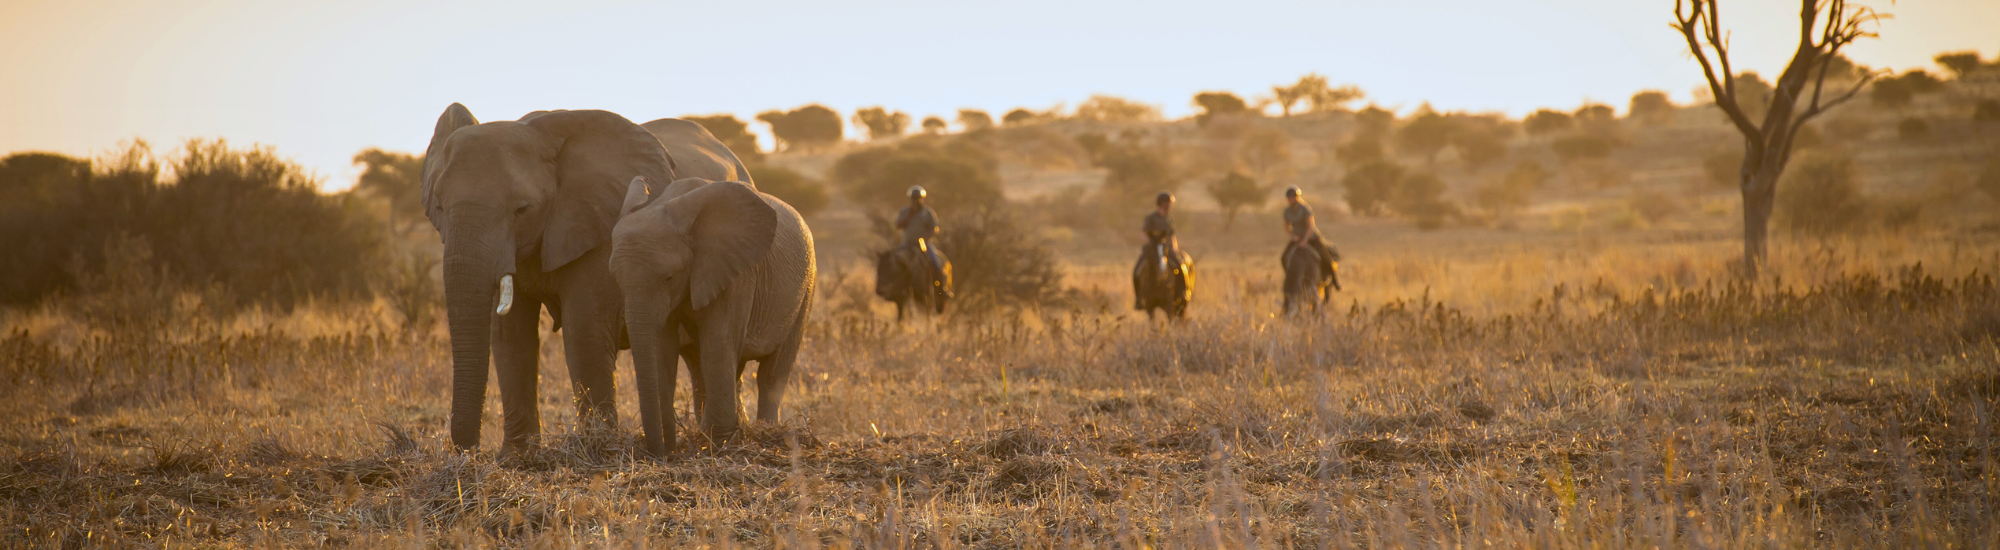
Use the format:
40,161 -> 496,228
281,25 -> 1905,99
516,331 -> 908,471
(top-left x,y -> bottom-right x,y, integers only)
894,185 -> 944,277
1134,191 -> 1180,309
1282,185 -> 1338,279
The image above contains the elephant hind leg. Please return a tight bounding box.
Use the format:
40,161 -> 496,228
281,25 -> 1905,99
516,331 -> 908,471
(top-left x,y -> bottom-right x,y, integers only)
682,341 -> 705,426
754,326 -> 806,424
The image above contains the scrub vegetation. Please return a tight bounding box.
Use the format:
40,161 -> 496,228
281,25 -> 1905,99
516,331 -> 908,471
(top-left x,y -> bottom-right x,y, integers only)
3,44 -> 2000,549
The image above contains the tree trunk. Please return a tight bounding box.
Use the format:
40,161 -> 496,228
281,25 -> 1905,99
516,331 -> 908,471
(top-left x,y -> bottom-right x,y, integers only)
1738,155 -> 1783,278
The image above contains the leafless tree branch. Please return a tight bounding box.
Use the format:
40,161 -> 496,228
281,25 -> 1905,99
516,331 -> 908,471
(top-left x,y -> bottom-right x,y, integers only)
1675,0 -> 1761,137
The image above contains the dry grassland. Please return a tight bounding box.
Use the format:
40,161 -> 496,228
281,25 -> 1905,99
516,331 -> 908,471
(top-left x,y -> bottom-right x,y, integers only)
3,230 -> 1998,548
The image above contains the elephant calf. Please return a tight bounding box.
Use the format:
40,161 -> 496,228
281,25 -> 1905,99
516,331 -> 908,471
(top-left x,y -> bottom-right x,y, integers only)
610,176 -> 815,457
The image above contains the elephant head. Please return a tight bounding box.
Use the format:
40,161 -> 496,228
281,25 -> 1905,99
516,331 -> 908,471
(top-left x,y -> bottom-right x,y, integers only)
609,177 -> 776,455
421,103 -> 674,451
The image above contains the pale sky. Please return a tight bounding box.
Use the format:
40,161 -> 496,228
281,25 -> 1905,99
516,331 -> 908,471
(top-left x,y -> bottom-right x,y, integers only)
2,0 -> 1995,191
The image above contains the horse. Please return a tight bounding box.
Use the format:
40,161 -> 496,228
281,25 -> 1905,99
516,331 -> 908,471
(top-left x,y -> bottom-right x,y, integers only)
1281,242 -> 1339,315
875,240 -> 952,322
1134,242 -> 1194,319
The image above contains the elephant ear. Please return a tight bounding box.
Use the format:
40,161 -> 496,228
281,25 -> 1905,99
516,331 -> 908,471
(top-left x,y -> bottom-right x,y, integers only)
420,103 -> 479,229
664,179 -> 777,310
621,176 -> 652,216
525,110 -> 676,271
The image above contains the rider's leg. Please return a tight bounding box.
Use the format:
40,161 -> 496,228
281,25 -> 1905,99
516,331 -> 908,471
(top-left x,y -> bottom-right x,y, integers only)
1309,234 -> 1334,276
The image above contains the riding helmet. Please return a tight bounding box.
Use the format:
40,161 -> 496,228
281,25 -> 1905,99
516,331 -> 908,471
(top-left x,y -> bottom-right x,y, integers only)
908,185 -> 927,199
1155,191 -> 1175,205
1284,185 -> 1302,199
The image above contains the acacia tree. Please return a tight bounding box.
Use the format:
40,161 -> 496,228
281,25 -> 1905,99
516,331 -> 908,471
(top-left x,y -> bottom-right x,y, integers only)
852,106 -> 911,141
1206,171 -> 1266,231
959,109 -> 995,132
1272,80 -> 1310,117
1673,0 -> 1878,276
758,105 -> 844,152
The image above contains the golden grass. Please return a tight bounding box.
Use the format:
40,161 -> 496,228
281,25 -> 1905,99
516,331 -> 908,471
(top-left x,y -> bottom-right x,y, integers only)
2,232 -> 1998,548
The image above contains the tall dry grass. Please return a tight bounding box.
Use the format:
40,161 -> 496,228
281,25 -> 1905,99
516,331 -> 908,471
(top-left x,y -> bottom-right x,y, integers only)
1,236 -> 1997,548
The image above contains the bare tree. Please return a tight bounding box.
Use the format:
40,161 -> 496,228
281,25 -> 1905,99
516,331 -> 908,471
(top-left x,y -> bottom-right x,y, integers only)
1673,0 -> 1879,276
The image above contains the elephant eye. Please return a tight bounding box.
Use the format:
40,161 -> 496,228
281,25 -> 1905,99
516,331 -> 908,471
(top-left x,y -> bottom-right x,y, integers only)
514,201 -> 530,215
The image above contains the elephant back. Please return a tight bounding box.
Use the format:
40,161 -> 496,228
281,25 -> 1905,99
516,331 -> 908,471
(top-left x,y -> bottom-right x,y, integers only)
640,119 -> 753,188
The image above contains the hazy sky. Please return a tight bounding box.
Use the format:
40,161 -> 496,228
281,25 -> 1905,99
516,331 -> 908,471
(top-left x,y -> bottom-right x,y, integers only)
2,0 -> 1995,190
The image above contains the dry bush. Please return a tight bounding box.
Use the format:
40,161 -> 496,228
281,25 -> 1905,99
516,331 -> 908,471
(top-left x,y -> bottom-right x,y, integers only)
935,207 -> 1066,314
1777,151 -> 1921,237
0,141 -> 385,312
378,251 -> 439,336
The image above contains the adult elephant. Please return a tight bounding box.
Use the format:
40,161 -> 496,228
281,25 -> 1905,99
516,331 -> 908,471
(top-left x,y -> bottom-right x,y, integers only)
639,118 -> 753,187
1281,243 -> 1340,315
421,104 -> 748,455
611,177 -> 815,457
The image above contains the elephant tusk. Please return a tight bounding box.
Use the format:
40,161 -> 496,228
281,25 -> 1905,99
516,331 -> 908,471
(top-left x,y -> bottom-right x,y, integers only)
496,275 -> 515,316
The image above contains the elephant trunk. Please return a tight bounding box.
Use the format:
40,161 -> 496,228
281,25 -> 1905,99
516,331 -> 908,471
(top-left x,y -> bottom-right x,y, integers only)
626,318 -> 678,458
441,215 -> 517,451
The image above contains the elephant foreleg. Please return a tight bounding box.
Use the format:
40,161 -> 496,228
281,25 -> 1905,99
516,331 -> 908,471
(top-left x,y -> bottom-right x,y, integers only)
493,297 -> 543,455
697,325 -> 744,442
